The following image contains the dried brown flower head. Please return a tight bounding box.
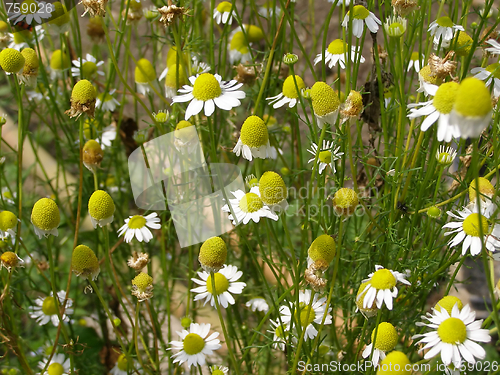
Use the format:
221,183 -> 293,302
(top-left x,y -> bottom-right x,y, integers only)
304,260 -> 328,291
79,0 -> 108,17
234,64 -> 259,85
158,0 -> 189,27
428,52 -> 456,80
127,251 -> 150,271
391,0 -> 419,17
87,17 -> 105,43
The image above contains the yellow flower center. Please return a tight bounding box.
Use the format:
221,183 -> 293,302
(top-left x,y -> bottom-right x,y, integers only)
128,215 -> 146,229
192,73 -> 222,101
435,296 -> 463,315
350,5 -> 370,20
134,58 -> 156,84
310,82 -> 340,116
21,48 -> 38,72
212,370 -> 224,375
183,333 -> 205,355
31,198 -> 60,231
71,245 -> 99,279
165,64 -> 188,89
20,0 -> 38,15
132,272 -> 153,290
81,61 -> 98,78
0,48 -> 25,74
47,363 -> 64,375
370,269 -> 397,290
437,317 -> 467,344
327,39 -> 347,55
469,177 -> 495,202
117,354 -> 128,371
275,323 -> 286,338
419,65 -> 442,85
433,82 -> 459,114
42,296 -> 58,315
216,1 -> 232,12
259,171 -> 288,205
3,191 -> 12,199
378,351 -> 411,374
455,31 -> 473,57
298,302 -> 316,327
282,75 -> 305,99
436,16 -> 454,28
308,234 -> 336,264
333,188 -> 358,210
0,211 -> 17,231
462,213 -> 489,237
199,236 -> 227,269
88,190 -> 115,221
486,63 -> 500,79
239,193 -> 264,213
0,252 -> 19,269
49,2 -> 70,26
230,32 -> 250,54
371,322 -> 398,351
240,115 -> 269,148
410,51 -> 420,61
245,25 -> 265,42
453,77 -> 492,117
206,272 -> 229,295
388,22 -> 405,36
436,152 -> 454,165
155,111 -> 168,123
319,150 -> 332,164
71,79 -> 96,104
50,50 -> 71,71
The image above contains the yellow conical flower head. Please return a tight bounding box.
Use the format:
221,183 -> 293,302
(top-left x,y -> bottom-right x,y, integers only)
198,236 -> 227,272
308,234 -> 336,264
71,244 -> 100,280
419,65 -> 442,85
0,211 -> 17,232
371,322 -> 398,351
240,115 -> 269,148
427,206 -> 442,219
88,190 -> 115,228
132,272 -> 154,301
259,171 -> 288,208
66,80 -> 97,119
282,75 -> 305,99
453,31 -> 473,57
31,198 -> 60,238
469,177 -> 495,202
310,82 -> 340,116
376,351 -> 411,375
434,295 -> 463,315
135,58 -> 156,84
341,90 -> 364,117
50,49 -> 71,70
356,281 -> 378,317
0,21 -> 8,32
165,63 -> 188,96
453,78 -> 492,118
0,251 -> 23,271
166,46 -> 189,68
116,354 -> 128,371
333,188 -> 358,216
244,24 -> 265,43
230,32 -> 250,54
174,120 -> 197,143
0,48 -> 25,73
82,140 -> 103,172
21,48 -> 38,73
49,2 -> 70,26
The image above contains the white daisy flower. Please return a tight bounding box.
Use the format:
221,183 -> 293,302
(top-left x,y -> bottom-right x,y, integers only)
210,365 -> 229,374
37,353 -> 70,375
357,265 -> 410,311
191,264 -> 246,308
96,89 -> 120,112
307,140 -> 343,174
413,303 -> 490,369
407,51 -> 424,73
428,16 -> 464,46
135,58 -> 157,96
246,297 -> 269,312
169,323 -> 221,368
29,290 -> 73,326
71,53 -> 104,79
443,204 -> 500,256
407,81 -> 461,142
362,322 -> 398,367
268,319 -> 290,351
341,5 -> 381,39
279,290 -> 332,341
233,115 -> 277,161
266,75 -> 305,109
1,187 -> 16,205
383,15 -> 407,38
109,353 -> 139,375
485,39 -> 500,55
221,186 -> 279,225
435,145 -> 457,166
96,125 -> 117,148
313,39 -> 365,70
172,73 -> 245,120
117,212 -> 161,243
8,0 -> 52,26
471,63 -> 500,97
213,1 -> 234,25
228,30 -> 252,64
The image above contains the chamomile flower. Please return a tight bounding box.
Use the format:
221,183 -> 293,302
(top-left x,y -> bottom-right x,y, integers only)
376,351 -> 412,375
198,236 -> 227,273
268,319 -> 289,350
132,272 -> 154,301
333,187 -> 359,216
383,15 -> 407,38
314,39 -> 365,70
449,78 -> 492,138
413,304 -> 490,368
96,89 -> 120,112
246,297 -> 269,312
31,198 -> 60,239
191,264 -> 246,308
266,75 -> 305,109
0,48 -> 25,75
49,49 -> 71,80
357,265 -> 411,311
18,48 -> 38,87
471,63 -> 500,97
222,186 -> 278,225
88,190 -> 115,228
341,5 -> 381,39
161,63 -> 188,99
356,281 -> 378,318
8,26 -> 45,51
82,139 -> 103,173
443,204 -> 500,256
417,65 -> 441,96
0,211 -> 18,239
279,290 -> 332,341
169,323 -> 221,368
29,290 -> 73,326
66,79 -> 97,119
407,81 -> 461,142
259,171 -> 288,212
117,212 -> 161,243
8,0 -> 52,26
485,39 -> 500,55
307,234 -> 336,267
362,322 -> 399,366
71,244 -> 100,280
428,16 -> 464,46
307,140 -> 343,174
71,53 -> 104,79
407,51 -> 424,73
310,81 -> 340,127
37,353 -> 70,375
233,115 -> 277,161
172,73 -> 245,120
0,251 -> 24,272
213,1 -> 234,25
1,187 -> 16,205
135,58 -> 156,96
96,125 -> 117,149
469,177 -> 496,204
228,30 -> 252,64
210,365 -> 229,375
48,1 -> 71,34
109,353 -> 139,375
435,145 -> 457,167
